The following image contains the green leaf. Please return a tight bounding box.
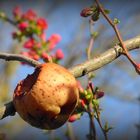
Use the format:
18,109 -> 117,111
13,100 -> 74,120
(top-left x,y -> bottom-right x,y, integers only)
113,18 -> 120,24
88,72 -> 95,80
0,12 -> 6,19
92,99 -> 99,106
91,11 -> 100,22
104,9 -> 110,14
104,122 -> 113,132
91,31 -> 99,39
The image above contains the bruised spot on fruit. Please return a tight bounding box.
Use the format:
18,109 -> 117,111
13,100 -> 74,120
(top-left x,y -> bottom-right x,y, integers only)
14,67 -> 41,98
13,63 -> 79,130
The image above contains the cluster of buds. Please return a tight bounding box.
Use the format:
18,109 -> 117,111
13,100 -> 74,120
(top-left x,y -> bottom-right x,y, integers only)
12,6 -> 64,62
68,81 -> 104,122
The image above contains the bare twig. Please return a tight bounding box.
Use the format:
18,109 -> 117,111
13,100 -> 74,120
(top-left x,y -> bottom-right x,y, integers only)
0,12 -> 16,26
66,123 -> 77,140
0,35 -> 140,120
87,19 -> 95,60
95,0 -> 140,73
87,18 -> 97,140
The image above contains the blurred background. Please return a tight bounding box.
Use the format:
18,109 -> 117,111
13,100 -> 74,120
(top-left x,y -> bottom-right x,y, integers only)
0,0 -> 140,140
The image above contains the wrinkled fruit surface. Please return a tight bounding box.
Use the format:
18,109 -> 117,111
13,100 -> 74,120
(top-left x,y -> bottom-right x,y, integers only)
13,63 -> 79,129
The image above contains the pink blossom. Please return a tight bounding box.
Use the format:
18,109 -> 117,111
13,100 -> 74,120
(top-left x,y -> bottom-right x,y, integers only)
41,52 -> 52,62
28,50 -> 40,60
48,42 -> 56,51
37,18 -> 48,30
77,81 -> 84,93
20,51 -> 30,57
24,38 -> 35,49
32,54 -> 40,60
55,49 -> 64,60
80,99 -> 87,108
40,33 -> 46,42
18,22 -> 28,31
68,114 -> 80,122
49,34 -> 61,44
22,9 -> 37,21
13,6 -> 22,17
41,52 -> 49,59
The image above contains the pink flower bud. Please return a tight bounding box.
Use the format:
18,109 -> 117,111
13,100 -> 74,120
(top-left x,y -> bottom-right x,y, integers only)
68,114 -> 80,122
77,81 -> 84,93
22,9 -> 37,21
48,42 -> 56,51
55,49 -> 64,60
80,8 -> 93,17
12,32 -> 17,39
96,91 -> 104,99
18,22 -> 28,31
41,52 -> 52,62
33,54 -> 40,60
37,18 -> 48,30
20,51 -> 30,57
13,6 -> 22,17
80,99 -> 87,108
49,34 -> 61,44
24,38 -> 35,49
40,33 -> 46,42
87,81 -> 94,91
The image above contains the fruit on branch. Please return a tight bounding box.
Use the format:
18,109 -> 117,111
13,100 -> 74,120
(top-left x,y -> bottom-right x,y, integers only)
13,63 -> 79,129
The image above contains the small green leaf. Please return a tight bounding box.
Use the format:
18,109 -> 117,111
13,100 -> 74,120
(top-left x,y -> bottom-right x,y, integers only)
85,93 -> 92,101
104,122 -> 113,132
88,72 -> 95,80
104,9 -> 110,14
92,99 -> 99,106
113,18 -> 120,24
0,12 -> 6,19
91,11 -> 100,22
91,31 -> 99,38
104,122 -> 109,130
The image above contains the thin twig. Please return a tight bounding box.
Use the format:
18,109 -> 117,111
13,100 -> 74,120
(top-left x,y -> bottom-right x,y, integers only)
0,12 -> 16,26
95,0 -> 140,73
66,123 -> 77,140
87,19 -> 95,60
94,106 -> 108,140
87,104 -> 97,140
0,53 -> 41,67
86,18 -> 97,140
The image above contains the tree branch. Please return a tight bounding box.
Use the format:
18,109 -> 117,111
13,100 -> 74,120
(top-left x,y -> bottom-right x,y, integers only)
0,53 -> 41,67
69,35 -> 140,78
0,35 -> 140,120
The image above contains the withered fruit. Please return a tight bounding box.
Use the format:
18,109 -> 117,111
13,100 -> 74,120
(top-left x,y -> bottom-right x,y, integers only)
13,63 -> 79,130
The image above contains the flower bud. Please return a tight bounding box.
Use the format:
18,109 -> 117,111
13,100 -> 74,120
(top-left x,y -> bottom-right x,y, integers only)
96,91 -> 104,99
68,114 -> 81,122
80,8 -> 93,17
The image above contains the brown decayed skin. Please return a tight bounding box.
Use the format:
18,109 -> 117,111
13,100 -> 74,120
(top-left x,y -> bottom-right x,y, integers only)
13,63 -> 79,129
